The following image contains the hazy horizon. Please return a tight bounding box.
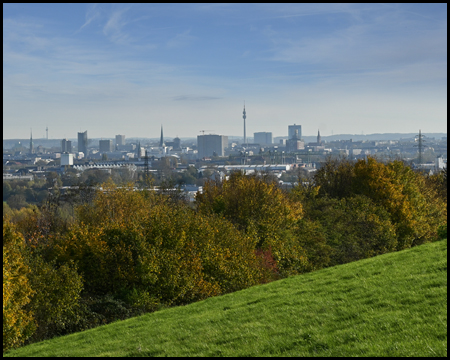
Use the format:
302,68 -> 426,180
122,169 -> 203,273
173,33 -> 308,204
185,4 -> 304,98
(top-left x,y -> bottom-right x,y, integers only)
3,4 -> 447,139
3,132 -> 446,144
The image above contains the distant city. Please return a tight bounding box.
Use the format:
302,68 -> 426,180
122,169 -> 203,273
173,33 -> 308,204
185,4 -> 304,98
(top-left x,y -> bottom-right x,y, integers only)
2,107 -> 447,184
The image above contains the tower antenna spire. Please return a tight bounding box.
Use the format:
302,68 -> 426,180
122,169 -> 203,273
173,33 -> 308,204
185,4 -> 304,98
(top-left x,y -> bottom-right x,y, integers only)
243,101 -> 247,145
415,129 -> 426,165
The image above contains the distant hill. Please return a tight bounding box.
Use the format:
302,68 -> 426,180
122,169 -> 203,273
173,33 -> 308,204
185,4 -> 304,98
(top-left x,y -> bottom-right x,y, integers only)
5,239 -> 447,357
306,133 -> 447,143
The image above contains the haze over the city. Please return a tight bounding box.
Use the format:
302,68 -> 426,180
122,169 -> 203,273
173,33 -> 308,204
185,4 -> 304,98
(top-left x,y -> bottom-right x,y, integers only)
3,3 -> 447,140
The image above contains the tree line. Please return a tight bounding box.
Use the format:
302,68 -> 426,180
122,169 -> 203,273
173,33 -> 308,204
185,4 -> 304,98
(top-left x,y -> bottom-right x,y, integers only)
3,156 -> 447,352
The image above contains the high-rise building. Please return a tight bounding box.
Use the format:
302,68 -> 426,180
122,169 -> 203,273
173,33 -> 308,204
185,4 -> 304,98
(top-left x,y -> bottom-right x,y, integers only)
173,137 -> 181,150
61,139 -> 72,153
78,131 -> 88,156
197,134 -> 228,158
288,124 -> 302,140
254,132 -> 273,145
286,129 -> 305,152
115,134 -> 125,146
166,137 -> 181,150
61,153 -> 74,166
99,139 -> 113,153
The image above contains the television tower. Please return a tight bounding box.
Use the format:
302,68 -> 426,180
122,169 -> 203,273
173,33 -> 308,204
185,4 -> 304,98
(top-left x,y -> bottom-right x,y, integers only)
243,102 -> 247,145
46,126 -> 48,140
415,129 -> 426,164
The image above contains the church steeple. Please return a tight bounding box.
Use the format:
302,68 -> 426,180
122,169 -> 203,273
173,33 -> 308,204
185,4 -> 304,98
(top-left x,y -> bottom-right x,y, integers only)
159,125 -> 165,147
317,129 -> 321,145
29,129 -> 34,154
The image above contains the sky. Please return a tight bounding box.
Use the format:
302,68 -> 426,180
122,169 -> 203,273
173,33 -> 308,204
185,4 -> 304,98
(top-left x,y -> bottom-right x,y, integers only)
3,3 -> 447,140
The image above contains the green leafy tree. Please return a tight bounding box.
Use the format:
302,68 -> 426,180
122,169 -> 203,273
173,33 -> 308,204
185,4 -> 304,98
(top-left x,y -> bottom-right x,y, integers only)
313,157 -> 446,250
7,194 -> 28,210
3,182 -> 12,201
24,255 -> 83,343
305,195 -> 397,266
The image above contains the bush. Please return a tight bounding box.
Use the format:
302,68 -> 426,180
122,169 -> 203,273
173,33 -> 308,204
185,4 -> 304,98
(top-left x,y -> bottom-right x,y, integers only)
437,224 -> 447,240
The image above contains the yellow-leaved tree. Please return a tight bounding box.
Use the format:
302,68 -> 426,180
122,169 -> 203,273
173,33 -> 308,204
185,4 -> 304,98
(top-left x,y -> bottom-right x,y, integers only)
196,171 -> 307,277
3,220 -> 35,352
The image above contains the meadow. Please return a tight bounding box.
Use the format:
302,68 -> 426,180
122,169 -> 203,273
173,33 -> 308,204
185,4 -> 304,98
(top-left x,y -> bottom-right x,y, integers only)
5,239 -> 447,357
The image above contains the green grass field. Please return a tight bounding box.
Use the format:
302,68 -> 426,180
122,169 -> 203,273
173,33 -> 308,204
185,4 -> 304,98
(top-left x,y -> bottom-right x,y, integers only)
5,239 -> 447,357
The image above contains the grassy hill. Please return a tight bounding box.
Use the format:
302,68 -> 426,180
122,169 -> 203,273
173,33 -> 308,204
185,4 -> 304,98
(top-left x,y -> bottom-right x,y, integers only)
5,239 -> 447,357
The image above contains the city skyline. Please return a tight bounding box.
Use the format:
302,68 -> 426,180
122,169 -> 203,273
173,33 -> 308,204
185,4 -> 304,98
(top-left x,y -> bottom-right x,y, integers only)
3,4 -> 447,139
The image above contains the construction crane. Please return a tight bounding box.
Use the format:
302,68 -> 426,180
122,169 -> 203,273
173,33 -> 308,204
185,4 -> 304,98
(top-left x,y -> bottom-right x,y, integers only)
199,130 -> 213,135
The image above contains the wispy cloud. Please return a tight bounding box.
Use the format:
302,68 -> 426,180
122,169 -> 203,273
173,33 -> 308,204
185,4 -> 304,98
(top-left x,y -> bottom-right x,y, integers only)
3,4 -> 447,138
103,7 -> 131,44
166,29 -> 196,49
77,3 -> 102,32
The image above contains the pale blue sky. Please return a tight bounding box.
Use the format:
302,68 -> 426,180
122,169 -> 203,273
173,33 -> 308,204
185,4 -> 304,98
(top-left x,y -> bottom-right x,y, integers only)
3,3 -> 447,139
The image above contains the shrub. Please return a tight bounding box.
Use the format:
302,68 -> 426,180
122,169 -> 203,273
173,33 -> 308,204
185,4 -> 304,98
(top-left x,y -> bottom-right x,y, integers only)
437,224 -> 447,240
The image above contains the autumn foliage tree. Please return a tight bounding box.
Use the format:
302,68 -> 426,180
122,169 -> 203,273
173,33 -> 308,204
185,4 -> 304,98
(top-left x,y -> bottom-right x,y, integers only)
3,158 -> 446,352
3,220 -> 34,351
52,182 -> 262,310
196,171 -> 307,276
312,156 -> 447,250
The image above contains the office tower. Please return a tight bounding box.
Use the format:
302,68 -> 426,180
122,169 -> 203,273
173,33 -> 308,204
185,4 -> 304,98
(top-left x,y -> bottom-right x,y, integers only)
288,124 -> 302,139
78,131 -> 88,155
286,129 -> 305,152
115,134 -> 126,146
99,139 -> 113,152
173,137 -> 181,150
197,134 -> 228,158
61,153 -> 74,166
61,138 -> 72,153
254,132 -> 273,145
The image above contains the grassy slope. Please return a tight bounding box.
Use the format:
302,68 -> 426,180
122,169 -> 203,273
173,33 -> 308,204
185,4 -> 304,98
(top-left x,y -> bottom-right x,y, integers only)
5,239 -> 447,357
